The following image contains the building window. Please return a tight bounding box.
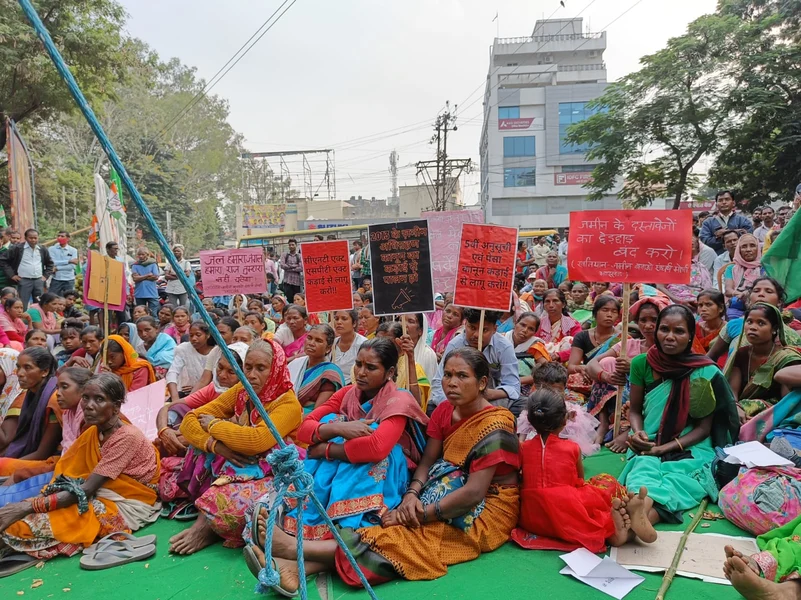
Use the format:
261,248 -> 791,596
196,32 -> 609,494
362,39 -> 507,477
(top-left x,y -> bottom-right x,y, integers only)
503,136 -> 536,157
558,102 -> 600,154
498,106 -> 520,120
504,167 -> 536,187
561,164 -> 598,172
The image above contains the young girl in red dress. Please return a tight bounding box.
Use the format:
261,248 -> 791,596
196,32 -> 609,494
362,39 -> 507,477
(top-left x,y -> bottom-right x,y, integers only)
511,388 -> 633,553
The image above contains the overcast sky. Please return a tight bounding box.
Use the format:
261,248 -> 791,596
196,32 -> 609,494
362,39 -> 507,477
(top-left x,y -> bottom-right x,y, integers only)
119,0 -> 718,206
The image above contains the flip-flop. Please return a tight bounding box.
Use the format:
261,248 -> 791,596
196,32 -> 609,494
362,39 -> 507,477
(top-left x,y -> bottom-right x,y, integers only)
169,501 -> 198,521
160,502 -> 175,518
243,545 -> 297,598
79,542 -> 156,571
0,554 -> 40,578
82,532 -> 157,555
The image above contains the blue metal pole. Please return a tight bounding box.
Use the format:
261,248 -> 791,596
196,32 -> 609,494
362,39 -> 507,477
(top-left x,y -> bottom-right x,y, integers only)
14,1 -> 379,596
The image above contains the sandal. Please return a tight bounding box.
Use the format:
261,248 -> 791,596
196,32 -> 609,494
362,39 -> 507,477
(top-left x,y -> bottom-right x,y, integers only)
0,554 -> 39,578
79,541 -> 156,571
169,501 -> 198,521
82,532 -> 157,555
243,545 -> 297,598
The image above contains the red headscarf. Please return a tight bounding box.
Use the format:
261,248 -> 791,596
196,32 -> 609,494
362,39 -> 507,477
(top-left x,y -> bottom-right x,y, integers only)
234,338 -> 293,426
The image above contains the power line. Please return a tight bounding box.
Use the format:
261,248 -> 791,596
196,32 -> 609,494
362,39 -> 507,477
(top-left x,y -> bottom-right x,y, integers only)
156,0 -> 299,140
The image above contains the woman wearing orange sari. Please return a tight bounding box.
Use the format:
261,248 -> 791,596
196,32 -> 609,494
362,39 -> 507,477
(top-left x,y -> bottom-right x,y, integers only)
102,335 -> 156,392
246,348 -> 520,594
0,373 -> 160,566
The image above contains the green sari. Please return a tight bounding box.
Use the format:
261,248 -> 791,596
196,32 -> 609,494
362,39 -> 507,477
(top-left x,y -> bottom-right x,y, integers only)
739,347 -> 801,418
753,513 -> 801,582
620,355 -> 738,521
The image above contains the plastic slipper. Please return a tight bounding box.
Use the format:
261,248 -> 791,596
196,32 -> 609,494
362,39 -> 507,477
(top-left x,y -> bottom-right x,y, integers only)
0,554 -> 40,578
243,545 -> 298,598
79,542 -> 156,571
169,501 -> 198,522
82,532 -> 157,555
160,502 -> 175,518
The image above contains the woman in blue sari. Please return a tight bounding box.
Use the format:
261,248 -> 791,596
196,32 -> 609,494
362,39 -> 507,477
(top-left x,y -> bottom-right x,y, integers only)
249,337 -> 429,542
287,324 -> 345,413
136,316 -> 177,380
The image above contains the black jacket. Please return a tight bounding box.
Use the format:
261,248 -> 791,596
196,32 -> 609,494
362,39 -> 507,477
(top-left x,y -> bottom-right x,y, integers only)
0,243 -> 55,280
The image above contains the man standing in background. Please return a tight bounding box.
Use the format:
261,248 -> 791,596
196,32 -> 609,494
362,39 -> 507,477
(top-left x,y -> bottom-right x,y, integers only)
48,230 -> 79,297
163,244 -> 191,306
279,238 -> 303,300
1,229 -> 54,309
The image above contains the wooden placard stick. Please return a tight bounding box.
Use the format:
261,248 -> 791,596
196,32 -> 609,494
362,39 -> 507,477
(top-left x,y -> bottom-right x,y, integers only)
655,498 -> 708,600
613,282 -> 631,439
102,256 -> 110,365
401,314 -> 411,378
477,309 -> 485,352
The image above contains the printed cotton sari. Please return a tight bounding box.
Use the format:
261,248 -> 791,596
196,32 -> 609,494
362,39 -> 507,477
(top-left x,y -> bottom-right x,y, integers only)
334,406 -> 519,586
277,381 -> 428,540
141,332 -> 176,379
288,356 -> 345,411
1,425 -> 160,559
741,513 -> 801,583
283,332 -> 308,360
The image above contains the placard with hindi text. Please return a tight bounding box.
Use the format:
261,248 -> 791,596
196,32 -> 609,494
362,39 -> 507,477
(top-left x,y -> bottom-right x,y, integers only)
567,210 -> 693,285
200,248 -> 267,297
454,223 -> 518,312
300,240 -> 354,314
368,220 -> 435,316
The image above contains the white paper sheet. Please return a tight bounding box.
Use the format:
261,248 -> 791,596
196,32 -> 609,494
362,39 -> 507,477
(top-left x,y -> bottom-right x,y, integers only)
559,548 -> 644,599
723,442 -> 793,468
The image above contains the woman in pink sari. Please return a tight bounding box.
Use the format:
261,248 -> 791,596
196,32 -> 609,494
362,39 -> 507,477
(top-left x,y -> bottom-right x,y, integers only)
0,298 -> 26,350
431,303 -> 463,361
278,304 -> 309,361
536,289 -> 581,362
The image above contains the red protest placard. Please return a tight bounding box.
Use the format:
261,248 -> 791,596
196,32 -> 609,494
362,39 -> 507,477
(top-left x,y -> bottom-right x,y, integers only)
454,223 -> 518,312
567,210 -> 693,285
300,240 -> 353,314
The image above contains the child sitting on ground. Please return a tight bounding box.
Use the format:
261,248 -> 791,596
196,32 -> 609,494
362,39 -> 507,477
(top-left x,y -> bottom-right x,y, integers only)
516,362 -> 600,455
511,388 -> 655,553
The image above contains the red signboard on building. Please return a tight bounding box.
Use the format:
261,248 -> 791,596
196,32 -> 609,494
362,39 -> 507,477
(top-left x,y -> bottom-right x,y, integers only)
555,172 -> 593,186
567,210 -> 693,285
498,118 -> 534,130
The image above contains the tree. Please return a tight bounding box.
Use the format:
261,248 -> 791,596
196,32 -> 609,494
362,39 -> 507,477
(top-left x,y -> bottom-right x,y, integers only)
707,0 -> 801,205
0,0 -> 129,151
566,15 -> 750,209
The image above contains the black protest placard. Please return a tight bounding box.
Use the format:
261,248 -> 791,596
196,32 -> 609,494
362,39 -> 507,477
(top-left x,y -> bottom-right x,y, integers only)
368,220 -> 435,316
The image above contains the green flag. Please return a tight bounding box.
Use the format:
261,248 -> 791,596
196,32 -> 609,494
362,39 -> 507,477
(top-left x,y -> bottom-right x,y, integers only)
763,210 -> 801,302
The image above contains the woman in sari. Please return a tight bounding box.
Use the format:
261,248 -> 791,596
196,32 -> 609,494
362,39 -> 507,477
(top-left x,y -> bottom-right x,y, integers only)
250,338 -> 429,545
359,304 -> 380,340
504,312 -> 549,397
376,321 -> 430,411
331,309 -> 367,385
431,303 -> 463,361
0,367 -> 92,508
0,348 -> 22,423
25,293 -> 62,340
0,373 -> 160,564
537,289 -> 582,362
167,340 -> 302,555
586,297 -> 665,452
102,335 -> 156,393
0,348 -> 60,476
245,348 -> 519,594
568,296 -> 621,397
403,313 -> 438,382
724,234 -> 763,319
708,278 -> 801,369
287,324 -> 346,411
693,289 -> 726,354
658,229 -> 714,306
157,304 -> 174,334
535,252 -> 567,289
0,298 -> 30,348
64,326 -> 104,372
136,316 -> 177,380
268,294 -> 287,328
164,306 -> 192,344
275,304 -> 309,361
620,305 -> 739,536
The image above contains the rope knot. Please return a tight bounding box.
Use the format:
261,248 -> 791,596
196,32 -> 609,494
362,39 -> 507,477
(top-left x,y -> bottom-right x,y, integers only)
267,445 -> 314,498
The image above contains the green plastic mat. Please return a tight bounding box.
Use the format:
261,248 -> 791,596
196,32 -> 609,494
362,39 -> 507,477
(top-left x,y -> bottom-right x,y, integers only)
0,450 -> 748,600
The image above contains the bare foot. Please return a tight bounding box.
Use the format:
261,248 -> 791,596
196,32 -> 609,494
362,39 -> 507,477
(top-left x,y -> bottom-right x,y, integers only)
169,517 -> 220,555
727,555 -> 800,600
724,546 -> 760,579
627,487 -> 657,543
608,497 -> 631,546
605,431 -> 630,453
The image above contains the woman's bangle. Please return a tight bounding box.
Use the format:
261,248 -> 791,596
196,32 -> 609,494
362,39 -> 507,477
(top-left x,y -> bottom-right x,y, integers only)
411,478 -> 425,488
434,499 -> 444,521
312,423 -> 324,444
404,488 -> 420,497
206,418 -> 222,433
325,442 -> 333,461
157,426 -> 170,439
210,440 -> 219,455
47,493 -> 58,511
205,437 -> 216,453
675,437 -> 684,451
410,383 -> 419,387
422,504 -> 429,523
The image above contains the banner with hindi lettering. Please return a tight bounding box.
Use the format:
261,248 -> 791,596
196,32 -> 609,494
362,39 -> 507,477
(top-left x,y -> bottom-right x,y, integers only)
422,209 -> 484,295
567,210 -> 693,285
200,248 -> 267,297
454,223 -> 518,312
300,240 -> 353,314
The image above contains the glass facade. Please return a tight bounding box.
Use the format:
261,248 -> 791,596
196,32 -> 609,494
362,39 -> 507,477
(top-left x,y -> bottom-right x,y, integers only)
503,136 -> 536,157
498,106 -> 520,119
503,167 -> 536,187
558,102 -> 600,154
